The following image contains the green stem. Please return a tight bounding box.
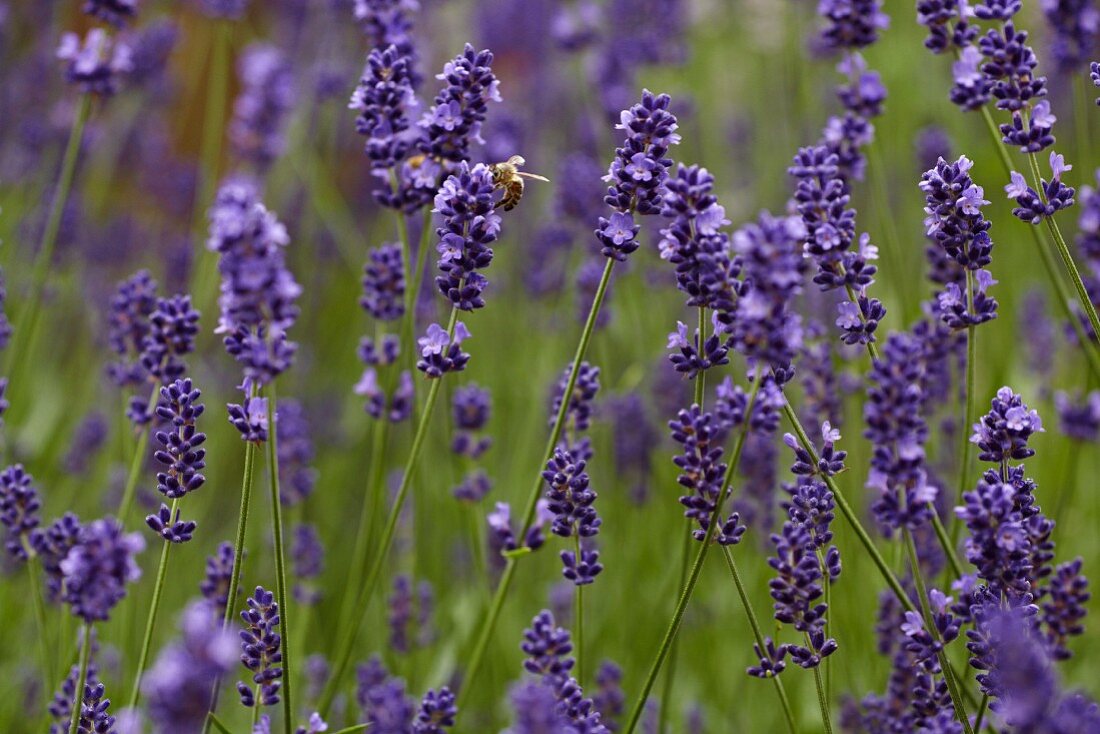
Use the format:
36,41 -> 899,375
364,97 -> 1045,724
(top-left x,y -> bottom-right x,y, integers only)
658,521 -> 693,734
780,399 -> 915,613
317,308 -> 458,717
720,547 -> 798,734
117,382 -> 163,523
975,693 -> 989,732
27,552 -> 55,689
203,385 -> 261,731
7,93 -> 91,393
265,384 -> 294,734
574,535 -> 585,687
190,20 -> 232,306
903,529 -> 974,734
1028,150 -> 1100,345
810,654 -> 833,734
68,622 -> 93,734
127,498 -> 180,710
623,371 -> 764,734
929,508 -> 965,580
949,318 -> 976,546
454,259 -> 617,718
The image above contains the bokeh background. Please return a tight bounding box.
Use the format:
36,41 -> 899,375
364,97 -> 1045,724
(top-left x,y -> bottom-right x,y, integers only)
1,0 -> 1098,731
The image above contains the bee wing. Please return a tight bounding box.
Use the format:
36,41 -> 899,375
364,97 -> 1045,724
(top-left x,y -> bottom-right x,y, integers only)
515,172 -> 550,182
507,154 -> 527,166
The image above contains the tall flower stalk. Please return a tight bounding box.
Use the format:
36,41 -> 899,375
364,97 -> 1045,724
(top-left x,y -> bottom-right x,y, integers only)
454,90 -> 680,717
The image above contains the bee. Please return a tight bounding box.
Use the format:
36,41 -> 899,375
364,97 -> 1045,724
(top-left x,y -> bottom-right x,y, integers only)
488,155 -> 550,211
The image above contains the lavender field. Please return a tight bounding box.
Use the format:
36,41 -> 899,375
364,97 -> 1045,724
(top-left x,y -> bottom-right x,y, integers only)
3,0 -> 1100,732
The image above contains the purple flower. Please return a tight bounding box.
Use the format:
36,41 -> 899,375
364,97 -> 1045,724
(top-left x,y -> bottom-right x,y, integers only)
35,513 -> 82,603
414,687 -> 456,733
669,406 -> 744,546
901,589 -> 960,664
593,660 -> 624,729
200,542 -> 236,618
417,44 -> 500,164
388,574 -> 413,653
350,45 -> 419,174
549,361 -> 600,434
936,269 -> 999,329
277,400 -> 317,506
971,386 -> 1043,463
0,464 -> 41,561
135,294 -> 201,389
61,517 -> 145,622
227,394 -> 269,443
1005,151 -> 1076,224
487,501 -> 551,559
864,333 -> 935,532
918,0 -> 978,54
237,586 -> 283,708
57,29 -> 132,96
836,295 -> 885,346
433,162 -> 501,311
816,0 -> 889,51
920,156 -> 993,271
521,610 -> 608,731
767,520 -> 838,668
505,681 -> 575,733
1044,1 -> 1100,71
83,0 -> 137,26
361,243 -> 406,322
416,322 -> 471,377
106,270 -> 158,387
666,316 -> 730,379
1054,390 -> 1100,441
598,90 -> 680,258
144,600 -> 238,734
452,384 -> 492,458
151,379 -> 206,501
230,44 -> 296,168
747,637 -> 790,679
1041,557 -> 1090,660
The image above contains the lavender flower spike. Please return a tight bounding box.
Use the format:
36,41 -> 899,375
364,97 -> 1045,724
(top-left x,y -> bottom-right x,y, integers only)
237,586 -> 284,708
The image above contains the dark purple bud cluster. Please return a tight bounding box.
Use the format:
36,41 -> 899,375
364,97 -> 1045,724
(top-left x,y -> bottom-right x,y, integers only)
145,379 -> 206,542
1005,152 -> 1076,224
864,333 -> 936,532
230,44 -> 296,169
785,422 -> 846,478
789,147 -> 861,286
0,464 -> 41,561
956,474 -> 1039,603
669,405 -> 744,546
452,470 -> 491,503
139,294 -> 201,384
936,269 -> 999,330
658,164 -> 740,312
971,386 -> 1044,463
106,270 -> 158,387
418,44 -> 500,164
434,162 -> 501,311
353,0 -> 419,78
1041,558 -> 1090,660
359,335 -> 401,367
388,574 -> 413,653
227,394 -> 268,443
350,45 -> 418,174
414,686 -> 457,733
1042,1 -> 1095,71
416,322 -> 471,378
49,662 -> 101,733
815,0 -> 888,51
543,448 -> 601,542
146,504 -> 195,544
237,586 -> 283,708
727,211 -> 806,369
836,294 -> 886,346
920,156 -> 993,271
597,90 -> 680,260
900,589 -> 960,664
74,680 -> 116,733
593,660 -> 624,727
200,542 -> 236,620
61,517 -> 145,622
82,0 -> 136,27
276,400 -> 317,506
35,513 -> 82,603
355,368 -> 414,422
361,243 -> 406,322
918,0 -> 978,53
666,317 -> 729,379
487,500 -> 552,559
521,611 -> 609,732
767,521 -> 838,668
57,29 -> 133,96
747,637 -> 790,679
451,384 -> 491,458
834,53 -> 887,118
550,361 -> 600,434
356,656 -> 416,730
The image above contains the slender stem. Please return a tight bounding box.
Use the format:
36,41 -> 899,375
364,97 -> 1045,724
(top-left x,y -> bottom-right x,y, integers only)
455,260 -> 617,718
929,508 -> 965,580
7,93 -> 91,394
975,693 -> 989,732
574,535 -> 585,687
903,529 -> 974,734
976,104 -> 1100,374
265,384 -> 294,734
318,309 -> 458,717
865,139 -> 915,321
1028,150 -> 1100,344
695,306 -> 707,405
27,552 -> 56,688
203,385 -> 261,731
720,546 -> 798,734
128,498 -> 180,710
623,372 -> 764,734
949,319 -> 976,545
190,20 -> 232,306
68,622 -> 93,734
251,687 -> 262,727
780,399 -> 915,613
117,382 -> 163,523
810,655 -> 833,734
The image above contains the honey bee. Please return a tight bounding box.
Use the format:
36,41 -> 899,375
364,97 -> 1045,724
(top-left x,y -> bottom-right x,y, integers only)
488,155 -> 550,211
